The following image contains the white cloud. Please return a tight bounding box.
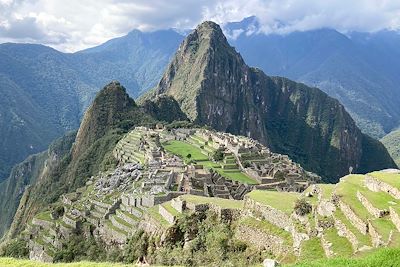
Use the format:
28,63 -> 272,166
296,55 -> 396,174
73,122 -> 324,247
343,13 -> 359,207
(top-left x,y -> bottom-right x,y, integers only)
0,0 -> 399,52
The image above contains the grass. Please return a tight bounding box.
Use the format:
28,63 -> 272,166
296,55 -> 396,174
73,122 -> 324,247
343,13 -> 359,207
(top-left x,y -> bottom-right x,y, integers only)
247,190 -> 300,215
335,174 -> 398,241
333,209 -> 371,247
162,202 -> 180,216
286,247 -> 400,266
319,184 -> 335,200
335,175 -> 371,221
369,171 -> 400,189
35,211 -> 53,222
299,237 -> 326,261
147,206 -> 170,227
180,194 -> 244,209
163,140 -> 258,184
324,228 -> 353,258
163,140 -> 209,161
0,258 -> 143,266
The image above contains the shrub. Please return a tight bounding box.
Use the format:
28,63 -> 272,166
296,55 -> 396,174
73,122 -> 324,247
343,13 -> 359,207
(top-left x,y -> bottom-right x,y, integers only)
294,198 -> 312,216
212,150 -> 224,161
0,239 -> 29,258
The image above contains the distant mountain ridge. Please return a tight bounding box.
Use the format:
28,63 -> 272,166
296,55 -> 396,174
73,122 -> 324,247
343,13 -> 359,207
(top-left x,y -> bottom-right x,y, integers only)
225,16 -> 400,138
0,30 -> 182,182
1,16 -> 399,183
148,21 -> 396,182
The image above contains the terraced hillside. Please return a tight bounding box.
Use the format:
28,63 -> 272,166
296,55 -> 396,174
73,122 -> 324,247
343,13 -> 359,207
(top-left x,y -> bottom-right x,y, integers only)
17,126 -> 400,265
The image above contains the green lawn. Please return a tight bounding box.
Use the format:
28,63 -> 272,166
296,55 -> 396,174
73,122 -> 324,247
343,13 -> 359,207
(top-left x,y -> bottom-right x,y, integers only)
324,228 -> 353,258
0,258 -> 138,267
36,211 -> 53,222
180,194 -> 244,209
319,184 -> 335,200
299,237 -> 326,261
335,175 -> 371,221
246,190 -> 300,215
163,140 -> 258,184
287,248 -> 400,267
163,140 -> 209,161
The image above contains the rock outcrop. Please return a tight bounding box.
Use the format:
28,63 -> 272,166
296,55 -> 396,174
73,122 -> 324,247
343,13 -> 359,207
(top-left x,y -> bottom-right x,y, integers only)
148,21 -> 396,182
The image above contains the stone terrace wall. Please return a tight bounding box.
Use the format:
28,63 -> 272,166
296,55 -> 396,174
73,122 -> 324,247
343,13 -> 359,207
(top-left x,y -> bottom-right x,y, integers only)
235,224 -> 288,256
139,213 -> 165,236
159,205 -> 175,224
365,175 -> 400,199
389,207 -> 400,232
333,216 -> 359,250
356,191 -> 386,218
368,221 -> 383,247
243,196 -> 293,232
339,200 -> 368,235
29,240 -> 53,263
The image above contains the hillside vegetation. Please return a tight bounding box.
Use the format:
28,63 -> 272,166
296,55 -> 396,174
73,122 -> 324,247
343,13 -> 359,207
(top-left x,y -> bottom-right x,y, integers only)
381,129 -> 400,167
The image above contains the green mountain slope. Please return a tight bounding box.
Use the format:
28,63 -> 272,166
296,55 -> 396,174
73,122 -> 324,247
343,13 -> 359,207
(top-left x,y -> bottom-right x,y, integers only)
149,21 -> 396,182
0,30 -> 182,182
381,129 -> 400,167
226,17 -> 400,138
2,82 -> 156,240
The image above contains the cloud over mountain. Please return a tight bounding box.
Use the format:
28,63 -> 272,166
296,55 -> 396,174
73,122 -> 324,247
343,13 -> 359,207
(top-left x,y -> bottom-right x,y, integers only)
0,0 -> 399,51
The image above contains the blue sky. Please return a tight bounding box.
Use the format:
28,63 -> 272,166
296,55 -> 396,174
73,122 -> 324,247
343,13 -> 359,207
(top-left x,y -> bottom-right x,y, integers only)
1,0 -> 399,52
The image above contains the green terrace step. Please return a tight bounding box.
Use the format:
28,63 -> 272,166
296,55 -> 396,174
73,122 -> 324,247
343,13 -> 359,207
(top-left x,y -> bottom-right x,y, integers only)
147,206 -> 170,227
323,228 -> 353,257
333,209 -> 372,248
105,219 -> 128,237
299,237 -> 326,261
110,214 -> 134,233
162,202 -> 180,216
116,209 -> 139,225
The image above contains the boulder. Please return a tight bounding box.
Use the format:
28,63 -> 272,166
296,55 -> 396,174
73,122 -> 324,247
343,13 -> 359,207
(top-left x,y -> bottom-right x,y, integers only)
263,259 -> 279,267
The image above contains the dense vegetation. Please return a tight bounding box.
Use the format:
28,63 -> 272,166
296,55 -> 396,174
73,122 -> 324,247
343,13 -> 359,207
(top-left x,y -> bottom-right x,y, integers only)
381,129 -> 400,167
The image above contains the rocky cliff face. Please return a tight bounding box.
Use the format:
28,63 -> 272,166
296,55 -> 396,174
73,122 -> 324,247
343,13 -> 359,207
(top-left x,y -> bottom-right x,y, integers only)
0,131 -> 76,239
151,21 -> 396,182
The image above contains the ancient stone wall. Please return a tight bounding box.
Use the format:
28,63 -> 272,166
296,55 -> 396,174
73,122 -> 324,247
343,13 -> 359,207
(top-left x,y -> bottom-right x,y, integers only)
171,198 -> 186,213
159,205 -> 175,224
29,240 -> 53,263
235,224 -> 288,256
243,196 -> 293,231
339,200 -> 367,234
357,191 -> 386,218
365,175 -> 400,199
390,207 -> 400,232
333,216 -> 358,250
368,221 -> 383,247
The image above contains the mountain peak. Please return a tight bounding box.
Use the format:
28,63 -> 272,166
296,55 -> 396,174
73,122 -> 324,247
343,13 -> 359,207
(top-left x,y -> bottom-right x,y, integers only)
150,21 -> 396,181
72,81 -> 136,157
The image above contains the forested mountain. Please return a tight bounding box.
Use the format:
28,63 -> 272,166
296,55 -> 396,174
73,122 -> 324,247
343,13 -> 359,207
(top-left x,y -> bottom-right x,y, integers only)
0,30 -> 182,182
225,16 -> 400,138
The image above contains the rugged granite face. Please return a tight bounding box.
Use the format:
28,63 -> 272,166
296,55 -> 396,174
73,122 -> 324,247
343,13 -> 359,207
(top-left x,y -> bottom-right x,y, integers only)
150,21 -> 396,182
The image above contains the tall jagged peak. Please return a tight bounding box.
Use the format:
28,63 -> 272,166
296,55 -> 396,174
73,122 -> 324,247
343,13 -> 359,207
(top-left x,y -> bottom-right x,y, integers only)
72,81 -> 136,157
155,21 -> 247,121
149,21 -> 396,181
